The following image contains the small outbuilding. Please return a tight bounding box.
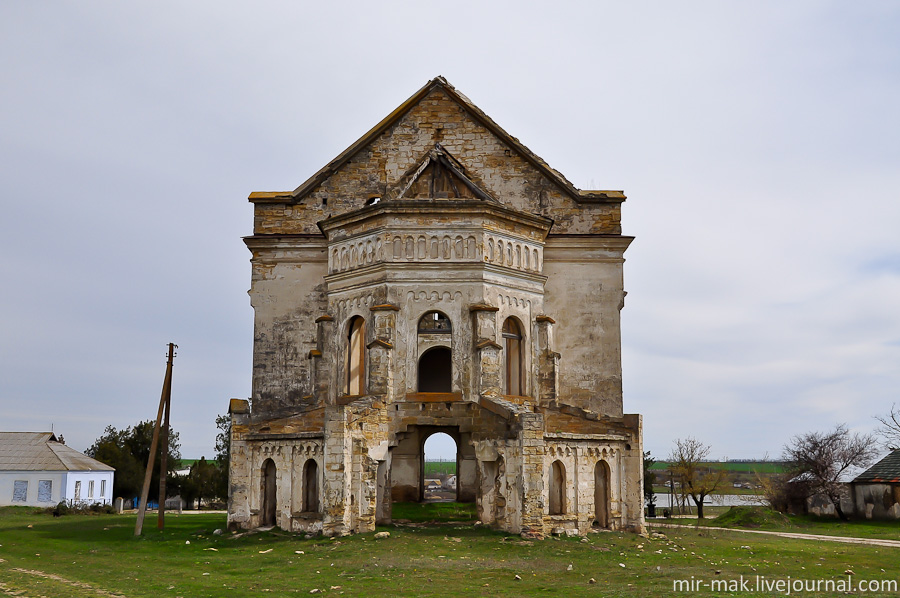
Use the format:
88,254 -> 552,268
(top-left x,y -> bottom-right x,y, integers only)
0,432 -> 115,507
851,449 -> 900,520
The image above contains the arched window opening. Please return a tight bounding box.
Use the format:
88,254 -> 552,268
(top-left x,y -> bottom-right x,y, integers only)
261,459 -> 277,526
418,311 -> 452,333
549,460 -> 566,515
502,318 -> 523,396
303,459 -> 319,513
345,316 -> 366,395
418,347 -> 452,392
594,460 -> 610,528
423,432 -> 457,501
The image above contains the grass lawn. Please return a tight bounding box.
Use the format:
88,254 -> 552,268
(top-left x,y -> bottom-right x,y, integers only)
1,506 -> 898,597
673,506 -> 900,541
392,501 -> 477,522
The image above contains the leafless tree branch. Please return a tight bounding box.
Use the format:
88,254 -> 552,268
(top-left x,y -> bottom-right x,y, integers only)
875,403 -> 900,450
782,424 -> 878,520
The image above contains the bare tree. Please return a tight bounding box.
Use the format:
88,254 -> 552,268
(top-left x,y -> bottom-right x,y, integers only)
875,403 -> 900,450
669,437 -> 728,519
783,424 -> 878,521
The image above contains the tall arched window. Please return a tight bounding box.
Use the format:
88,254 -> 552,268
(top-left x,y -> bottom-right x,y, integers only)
502,318 -> 523,396
346,316 -> 366,395
303,459 -> 319,513
549,460 -> 566,515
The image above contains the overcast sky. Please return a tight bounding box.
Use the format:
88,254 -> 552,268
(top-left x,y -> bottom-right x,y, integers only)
2,2 -> 898,462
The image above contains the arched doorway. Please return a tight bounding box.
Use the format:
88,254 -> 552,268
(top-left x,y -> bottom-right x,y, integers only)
418,347 -> 452,392
549,460 -> 566,515
261,459 -> 277,527
390,426 -> 474,504
594,460 -> 610,528
422,432 -> 457,501
303,459 -> 319,513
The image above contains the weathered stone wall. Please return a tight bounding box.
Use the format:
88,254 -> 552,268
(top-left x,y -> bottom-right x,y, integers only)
542,236 -> 632,415
852,483 -> 900,520
807,486 -> 854,518
227,431 -> 325,532
227,399 -> 251,530
246,237 -> 328,419
229,78 -> 643,539
252,88 -> 621,238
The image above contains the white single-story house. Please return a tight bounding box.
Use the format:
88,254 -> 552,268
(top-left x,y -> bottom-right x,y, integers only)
0,432 -> 115,507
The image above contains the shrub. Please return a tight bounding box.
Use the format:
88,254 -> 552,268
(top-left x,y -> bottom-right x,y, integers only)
47,501 -> 115,517
713,506 -> 792,529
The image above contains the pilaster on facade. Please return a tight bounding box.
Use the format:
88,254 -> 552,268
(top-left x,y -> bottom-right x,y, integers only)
322,406 -> 351,536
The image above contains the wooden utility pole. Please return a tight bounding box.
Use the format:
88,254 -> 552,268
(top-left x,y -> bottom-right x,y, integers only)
135,343 -> 176,537
157,350 -> 173,530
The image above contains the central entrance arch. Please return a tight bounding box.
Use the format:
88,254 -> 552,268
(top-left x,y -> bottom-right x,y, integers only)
389,425 -> 476,504
423,431 -> 457,501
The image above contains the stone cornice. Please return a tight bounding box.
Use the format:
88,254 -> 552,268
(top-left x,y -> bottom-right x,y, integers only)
543,234 -> 634,261
469,303 -> 499,312
370,304 -> 400,312
317,200 -> 553,240
322,261 -> 549,289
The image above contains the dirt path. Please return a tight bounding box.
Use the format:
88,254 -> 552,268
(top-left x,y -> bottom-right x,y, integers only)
0,567 -> 127,598
649,522 -> 900,548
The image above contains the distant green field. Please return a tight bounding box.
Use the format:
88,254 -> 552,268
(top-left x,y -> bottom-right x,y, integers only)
649,461 -> 787,473
424,460 -> 456,475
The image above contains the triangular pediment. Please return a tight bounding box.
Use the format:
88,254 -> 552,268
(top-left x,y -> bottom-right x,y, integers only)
280,77 -> 624,206
389,144 -> 497,202
249,77 -> 626,237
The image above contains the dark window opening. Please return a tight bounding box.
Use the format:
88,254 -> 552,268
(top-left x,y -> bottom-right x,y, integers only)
303,459 -> 319,513
594,460 -> 610,528
262,459 -> 277,526
549,460 -> 566,515
418,346 -> 452,392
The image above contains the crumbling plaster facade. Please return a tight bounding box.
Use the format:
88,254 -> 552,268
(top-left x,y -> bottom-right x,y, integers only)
228,77 -> 644,538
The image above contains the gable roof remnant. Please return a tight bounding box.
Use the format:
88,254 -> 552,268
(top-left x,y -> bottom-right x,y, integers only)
392,143 -> 497,202
0,432 -> 114,472
853,449 -> 900,484
250,76 -> 625,205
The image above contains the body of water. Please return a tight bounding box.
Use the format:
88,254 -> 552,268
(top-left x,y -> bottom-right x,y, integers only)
651,493 -> 765,509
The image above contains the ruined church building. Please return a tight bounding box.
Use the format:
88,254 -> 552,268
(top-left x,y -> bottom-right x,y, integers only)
227,77 -> 644,538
